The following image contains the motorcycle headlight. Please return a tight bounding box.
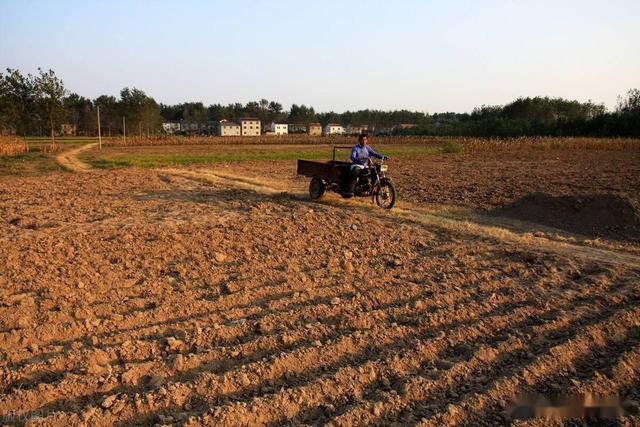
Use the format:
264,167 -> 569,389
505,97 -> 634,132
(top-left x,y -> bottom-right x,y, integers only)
380,165 -> 388,172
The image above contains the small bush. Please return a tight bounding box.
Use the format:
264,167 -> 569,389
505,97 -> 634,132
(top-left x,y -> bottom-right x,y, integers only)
442,140 -> 463,154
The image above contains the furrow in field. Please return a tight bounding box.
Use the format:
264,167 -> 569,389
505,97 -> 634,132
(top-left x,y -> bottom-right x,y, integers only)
0,280 -> 522,419
413,304 -> 640,426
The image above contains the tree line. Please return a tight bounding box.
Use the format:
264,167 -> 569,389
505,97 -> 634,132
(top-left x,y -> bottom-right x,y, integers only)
397,93 -> 640,137
1,67 -> 638,139
0,68 -> 162,140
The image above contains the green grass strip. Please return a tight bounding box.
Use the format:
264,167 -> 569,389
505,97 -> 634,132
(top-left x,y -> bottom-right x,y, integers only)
85,146 -> 440,168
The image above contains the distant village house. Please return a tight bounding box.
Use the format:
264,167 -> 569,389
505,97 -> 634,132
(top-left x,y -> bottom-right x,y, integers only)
218,121 -> 241,136
266,122 -> 288,135
308,123 -> 322,136
239,118 -> 261,136
323,123 -> 344,136
60,123 -> 76,136
162,121 -> 180,134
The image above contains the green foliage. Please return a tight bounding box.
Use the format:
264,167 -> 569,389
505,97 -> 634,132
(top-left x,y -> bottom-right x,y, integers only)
0,68 -> 67,142
120,87 -> 161,134
86,145 -> 439,169
617,89 -> 640,114
399,93 -> 639,138
442,140 -> 463,154
2,66 -> 639,138
0,68 -> 37,135
64,93 -> 93,135
287,104 -> 317,124
160,99 -> 288,126
0,147 -> 67,176
94,95 -> 119,136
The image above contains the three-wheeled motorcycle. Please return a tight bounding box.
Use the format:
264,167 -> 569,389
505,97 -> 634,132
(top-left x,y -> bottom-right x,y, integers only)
297,146 -> 396,209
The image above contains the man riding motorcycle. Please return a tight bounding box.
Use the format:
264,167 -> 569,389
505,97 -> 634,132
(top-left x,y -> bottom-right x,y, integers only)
345,132 -> 389,197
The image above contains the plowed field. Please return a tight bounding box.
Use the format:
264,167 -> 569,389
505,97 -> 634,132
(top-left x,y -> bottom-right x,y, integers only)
1,148 -> 640,426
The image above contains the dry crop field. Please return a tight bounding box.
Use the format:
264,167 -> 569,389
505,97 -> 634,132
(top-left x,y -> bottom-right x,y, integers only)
0,136 -> 28,157
1,137 -> 640,426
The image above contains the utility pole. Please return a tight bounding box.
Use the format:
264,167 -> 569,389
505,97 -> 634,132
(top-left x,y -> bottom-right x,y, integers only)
97,106 -> 102,150
123,116 -> 127,144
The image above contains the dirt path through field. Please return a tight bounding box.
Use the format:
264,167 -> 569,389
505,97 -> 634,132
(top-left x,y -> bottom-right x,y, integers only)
163,167 -> 640,269
55,143 -> 97,172
48,143 -> 640,268
161,168 -> 299,196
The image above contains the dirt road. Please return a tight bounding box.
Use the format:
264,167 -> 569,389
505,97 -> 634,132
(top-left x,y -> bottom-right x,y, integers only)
55,143 -> 97,172
1,167 -> 639,426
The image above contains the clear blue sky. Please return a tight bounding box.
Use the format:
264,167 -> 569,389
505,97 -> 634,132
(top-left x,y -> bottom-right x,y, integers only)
1,0 -> 638,113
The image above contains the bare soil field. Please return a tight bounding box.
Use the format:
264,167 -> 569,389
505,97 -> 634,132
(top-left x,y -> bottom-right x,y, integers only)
210,149 -> 640,242
1,145 -> 640,426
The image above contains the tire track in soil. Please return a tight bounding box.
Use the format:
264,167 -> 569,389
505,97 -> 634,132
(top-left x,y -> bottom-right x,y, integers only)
49,148 -> 640,268
163,167 -> 640,270
46,147 -> 640,268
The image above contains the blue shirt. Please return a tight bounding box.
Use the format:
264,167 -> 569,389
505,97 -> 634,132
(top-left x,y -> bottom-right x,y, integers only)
351,144 -> 383,165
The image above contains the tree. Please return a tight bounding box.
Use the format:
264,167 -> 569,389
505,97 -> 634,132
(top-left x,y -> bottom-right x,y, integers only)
64,93 -> 94,136
317,111 -> 340,127
207,103 -> 227,121
34,68 -> 67,145
245,101 -> 261,118
288,104 -> 316,124
614,89 -> 640,136
160,103 -> 183,121
94,95 -> 119,136
183,102 -> 208,124
617,89 -> 640,114
0,68 -> 37,135
268,101 -> 284,122
259,98 -> 269,112
119,87 -> 161,135
0,71 -> 14,134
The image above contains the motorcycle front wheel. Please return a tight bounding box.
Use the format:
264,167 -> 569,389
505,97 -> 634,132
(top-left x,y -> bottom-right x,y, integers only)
375,180 -> 396,209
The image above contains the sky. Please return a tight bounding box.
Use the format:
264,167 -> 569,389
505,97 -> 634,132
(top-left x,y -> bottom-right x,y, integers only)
1,0 -> 639,113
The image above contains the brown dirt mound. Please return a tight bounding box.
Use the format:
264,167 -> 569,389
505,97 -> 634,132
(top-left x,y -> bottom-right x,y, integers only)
493,192 -> 640,241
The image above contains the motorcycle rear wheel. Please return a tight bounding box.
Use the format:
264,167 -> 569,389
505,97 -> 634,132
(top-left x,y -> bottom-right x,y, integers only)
309,177 -> 325,200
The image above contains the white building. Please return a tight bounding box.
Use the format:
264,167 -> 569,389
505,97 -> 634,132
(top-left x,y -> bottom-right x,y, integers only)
266,122 -> 288,135
218,121 -> 241,136
239,118 -> 261,136
323,123 -> 344,136
162,122 -> 180,134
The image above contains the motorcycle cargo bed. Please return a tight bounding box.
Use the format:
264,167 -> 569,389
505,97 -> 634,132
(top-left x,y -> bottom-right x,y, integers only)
297,159 -> 351,182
